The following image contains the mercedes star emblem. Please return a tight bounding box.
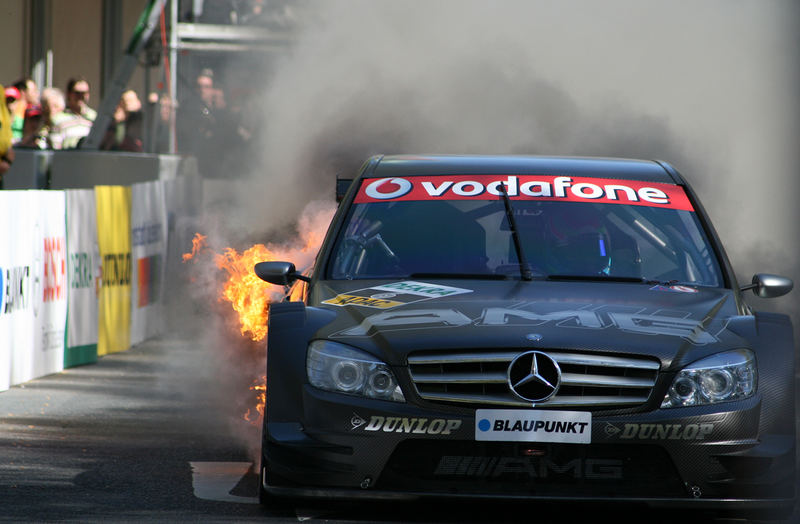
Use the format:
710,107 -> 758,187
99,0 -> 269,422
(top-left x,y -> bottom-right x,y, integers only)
507,351 -> 561,403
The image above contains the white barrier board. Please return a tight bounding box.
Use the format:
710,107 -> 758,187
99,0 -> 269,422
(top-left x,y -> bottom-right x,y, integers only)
30,191 -> 67,381
130,180 -> 168,344
65,189 -> 100,357
0,192 -> 37,386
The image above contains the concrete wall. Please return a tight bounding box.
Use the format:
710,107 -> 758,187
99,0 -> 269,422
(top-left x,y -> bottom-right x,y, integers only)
2,149 -> 193,189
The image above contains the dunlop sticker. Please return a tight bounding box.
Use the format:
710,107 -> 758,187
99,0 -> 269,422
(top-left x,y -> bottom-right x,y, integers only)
322,281 -> 472,309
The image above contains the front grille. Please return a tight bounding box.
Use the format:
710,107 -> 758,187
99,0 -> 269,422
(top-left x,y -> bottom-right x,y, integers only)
407,349 -> 660,409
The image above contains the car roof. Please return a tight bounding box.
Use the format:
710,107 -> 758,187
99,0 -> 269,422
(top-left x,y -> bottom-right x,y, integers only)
366,154 -> 681,184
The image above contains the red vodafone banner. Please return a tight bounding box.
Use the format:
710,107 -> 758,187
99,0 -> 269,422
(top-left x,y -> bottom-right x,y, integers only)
354,175 -> 694,211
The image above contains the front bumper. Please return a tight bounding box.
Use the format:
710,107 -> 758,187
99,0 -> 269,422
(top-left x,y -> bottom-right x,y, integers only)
262,385 -> 796,512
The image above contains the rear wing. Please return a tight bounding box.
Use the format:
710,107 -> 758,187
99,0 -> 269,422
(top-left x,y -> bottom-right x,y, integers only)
336,177 -> 353,203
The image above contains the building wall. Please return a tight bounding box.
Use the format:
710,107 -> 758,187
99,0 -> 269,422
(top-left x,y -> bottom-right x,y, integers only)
0,0 -> 155,103
0,0 -> 28,85
51,0 -> 103,97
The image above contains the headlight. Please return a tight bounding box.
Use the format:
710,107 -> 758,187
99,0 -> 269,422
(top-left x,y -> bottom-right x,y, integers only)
661,349 -> 756,408
307,340 -> 405,402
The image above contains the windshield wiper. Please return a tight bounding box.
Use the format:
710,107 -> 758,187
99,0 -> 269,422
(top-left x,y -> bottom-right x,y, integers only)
546,274 -> 646,283
498,185 -> 533,281
409,272 -> 507,280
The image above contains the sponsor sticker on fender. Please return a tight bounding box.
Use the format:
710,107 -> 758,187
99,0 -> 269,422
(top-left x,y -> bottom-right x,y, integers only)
322,281 -> 472,309
649,284 -> 699,294
476,409 -> 592,443
355,175 -> 694,211
352,414 -> 463,435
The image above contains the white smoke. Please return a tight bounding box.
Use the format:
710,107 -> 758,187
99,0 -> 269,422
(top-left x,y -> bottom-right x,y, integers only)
229,0 -> 799,328
190,0 -> 799,463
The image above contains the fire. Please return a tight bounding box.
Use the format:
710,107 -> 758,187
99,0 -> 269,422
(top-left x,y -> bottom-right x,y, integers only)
244,375 -> 267,424
215,243 -> 278,342
181,201 -> 337,427
182,233 -> 209,262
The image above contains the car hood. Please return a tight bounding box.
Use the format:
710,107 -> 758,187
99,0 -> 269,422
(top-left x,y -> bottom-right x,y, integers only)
308,279 -> 744,370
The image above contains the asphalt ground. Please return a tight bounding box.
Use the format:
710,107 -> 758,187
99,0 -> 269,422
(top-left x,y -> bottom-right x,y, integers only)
0,336 -> 797,523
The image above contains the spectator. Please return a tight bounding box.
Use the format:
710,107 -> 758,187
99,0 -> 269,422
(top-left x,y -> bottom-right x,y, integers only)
115,110 -> 144,152
150,91 -> 175,153
178,68 -> 228,176
5,86 -> 22,143
11,78 -> 40,140
49,78 -> 96,149
29,87 -> 67,149
41,87 -> 67,127
49,112 -> 92,150
65,77 -> 97,121
0,83 -> 15,187
14,78 -> 40,107
100,89 -> 142,150
17,105 -> 47,149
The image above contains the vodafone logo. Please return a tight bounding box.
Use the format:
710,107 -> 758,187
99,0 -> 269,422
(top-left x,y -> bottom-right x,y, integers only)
355,174 -> 694,211
364,178 -> 413,200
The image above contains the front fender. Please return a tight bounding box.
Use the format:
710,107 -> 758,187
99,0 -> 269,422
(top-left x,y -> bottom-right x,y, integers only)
266,303 -> 337,421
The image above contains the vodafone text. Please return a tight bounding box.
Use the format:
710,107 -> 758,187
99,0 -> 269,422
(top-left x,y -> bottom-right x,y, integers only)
357,175 -> 694,211
420,176 -> 667,203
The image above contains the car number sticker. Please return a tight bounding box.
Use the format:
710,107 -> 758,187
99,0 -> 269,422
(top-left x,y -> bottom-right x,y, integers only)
322,281 -> 472,309
475,409 -> 591,444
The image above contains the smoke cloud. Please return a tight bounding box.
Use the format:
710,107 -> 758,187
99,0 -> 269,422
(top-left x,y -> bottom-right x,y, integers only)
190,0 -> 799,456
239,0 -> 799,317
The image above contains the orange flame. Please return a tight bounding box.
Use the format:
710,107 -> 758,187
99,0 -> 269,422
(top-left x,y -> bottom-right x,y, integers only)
181,201 -> 337,426
182,233 -> 209,262
214,244 -> 278,342
244,375 -> 267,424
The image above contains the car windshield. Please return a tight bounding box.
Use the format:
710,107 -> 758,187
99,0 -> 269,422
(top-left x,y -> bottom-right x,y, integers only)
327,176 -> 724,286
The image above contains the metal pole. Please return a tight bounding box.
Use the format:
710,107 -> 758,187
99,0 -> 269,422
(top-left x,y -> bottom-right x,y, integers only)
169,0 -> 178,154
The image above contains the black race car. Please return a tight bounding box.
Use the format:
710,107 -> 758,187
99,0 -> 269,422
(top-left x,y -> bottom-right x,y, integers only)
255,155 -> 795,518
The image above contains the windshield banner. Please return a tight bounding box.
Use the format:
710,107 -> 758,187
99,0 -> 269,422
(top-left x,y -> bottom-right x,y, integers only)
355,175 -> 694,211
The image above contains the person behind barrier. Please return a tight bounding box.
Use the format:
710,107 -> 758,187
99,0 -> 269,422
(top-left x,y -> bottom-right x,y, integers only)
49,111 -> 92,150
17,105 -> 48,149
64,77 -> 97,121
0,83 -> 16,187
11,78 -> 40,141
100,89 -> 142,150
178,68 -> 229,176
151,91 -> 175,153
40,87 -> 67,145
5,86 -> 22,144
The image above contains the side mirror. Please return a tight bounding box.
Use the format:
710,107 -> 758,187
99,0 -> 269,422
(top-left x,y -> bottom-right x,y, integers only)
740,273 -> 793,298
254,261 -> 310,286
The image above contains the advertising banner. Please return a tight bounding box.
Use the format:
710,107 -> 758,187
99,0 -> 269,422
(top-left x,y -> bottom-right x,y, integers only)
2,190 -> 27,387
31,191 -> 67,381
0,191 -> 8,391
95,186 -> 132,356
130,180 -> 168,345
0,192 -> 36,388
65,189 -> 100,367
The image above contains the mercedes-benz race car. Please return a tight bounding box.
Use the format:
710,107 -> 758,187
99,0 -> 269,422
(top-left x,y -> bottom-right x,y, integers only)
255,155 -> 795,519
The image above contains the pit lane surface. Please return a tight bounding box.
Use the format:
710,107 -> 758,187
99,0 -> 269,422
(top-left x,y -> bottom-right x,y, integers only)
0,337 -> 796,523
